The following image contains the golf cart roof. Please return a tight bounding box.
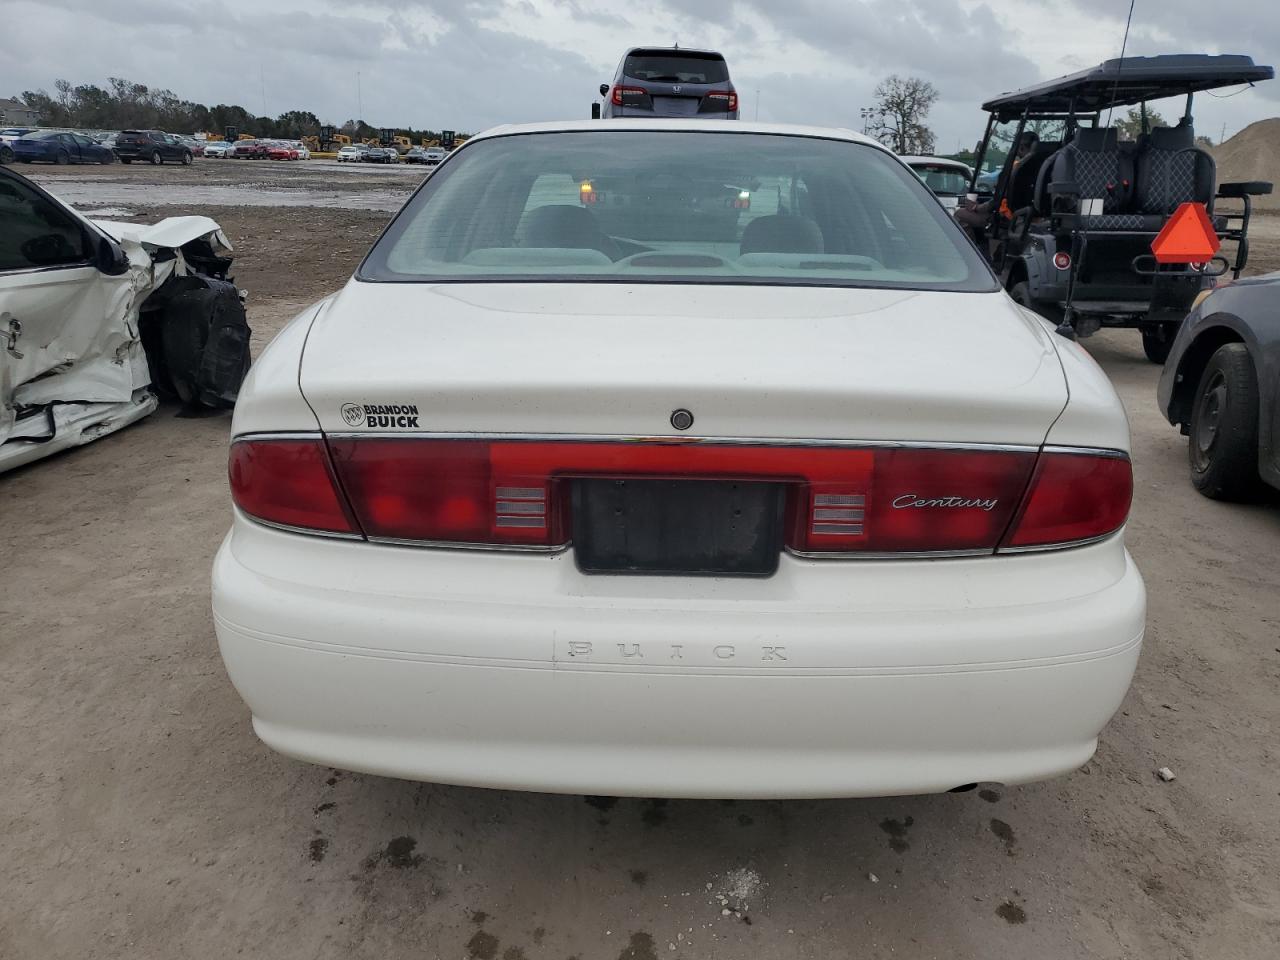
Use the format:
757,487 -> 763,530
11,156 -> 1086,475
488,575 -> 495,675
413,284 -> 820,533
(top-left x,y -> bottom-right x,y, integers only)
982,54 -> 1274,118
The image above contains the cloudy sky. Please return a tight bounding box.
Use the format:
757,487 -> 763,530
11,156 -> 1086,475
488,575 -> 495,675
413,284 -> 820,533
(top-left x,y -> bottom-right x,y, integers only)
3,0 -> 1277,147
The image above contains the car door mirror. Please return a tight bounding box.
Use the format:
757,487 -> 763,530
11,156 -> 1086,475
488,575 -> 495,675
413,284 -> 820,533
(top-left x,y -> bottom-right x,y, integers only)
599,83 -> 610,97
95,234 -> 130,275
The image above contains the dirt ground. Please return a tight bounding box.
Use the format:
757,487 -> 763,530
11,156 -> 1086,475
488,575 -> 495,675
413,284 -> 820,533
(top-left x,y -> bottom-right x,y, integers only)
3,160 -> 1279,960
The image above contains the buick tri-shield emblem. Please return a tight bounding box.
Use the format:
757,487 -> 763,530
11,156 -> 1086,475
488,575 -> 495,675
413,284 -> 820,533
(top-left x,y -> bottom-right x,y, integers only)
672,85 -> 682,94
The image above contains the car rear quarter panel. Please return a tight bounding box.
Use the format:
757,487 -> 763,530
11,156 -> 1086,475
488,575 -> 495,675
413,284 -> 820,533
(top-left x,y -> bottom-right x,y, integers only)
1038,320 -> 1132,453
230,299 -> 328,435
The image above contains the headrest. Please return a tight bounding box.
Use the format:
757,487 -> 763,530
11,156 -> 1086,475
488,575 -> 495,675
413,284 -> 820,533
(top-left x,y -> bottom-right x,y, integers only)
522,205 -> 605,248
1073,127 -> 1120,152
740,215 -> 824,255
1148,124 -> 1195,151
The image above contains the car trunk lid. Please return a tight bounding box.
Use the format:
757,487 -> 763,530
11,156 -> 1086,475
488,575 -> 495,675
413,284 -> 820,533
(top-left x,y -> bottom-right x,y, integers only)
299,280 -> 1067,445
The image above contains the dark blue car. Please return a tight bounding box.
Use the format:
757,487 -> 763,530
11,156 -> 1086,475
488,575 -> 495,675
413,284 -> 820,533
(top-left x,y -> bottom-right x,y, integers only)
599,48 -> 739,120
13,130 -> 116,165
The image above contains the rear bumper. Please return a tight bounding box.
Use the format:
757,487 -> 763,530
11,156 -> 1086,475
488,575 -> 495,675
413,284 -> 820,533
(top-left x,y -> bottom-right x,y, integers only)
212,515 -> 1145,798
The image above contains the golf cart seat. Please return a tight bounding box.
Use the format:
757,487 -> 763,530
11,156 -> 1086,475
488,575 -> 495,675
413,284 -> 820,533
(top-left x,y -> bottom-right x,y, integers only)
1004,141 -> 1061,215
1133,122 -> 1216,217
1048,127 -> 1138,228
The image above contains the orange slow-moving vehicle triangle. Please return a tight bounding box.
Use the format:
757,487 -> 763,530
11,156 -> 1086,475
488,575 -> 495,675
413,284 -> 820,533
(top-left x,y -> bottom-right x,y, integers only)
1151,202 -> 1221,264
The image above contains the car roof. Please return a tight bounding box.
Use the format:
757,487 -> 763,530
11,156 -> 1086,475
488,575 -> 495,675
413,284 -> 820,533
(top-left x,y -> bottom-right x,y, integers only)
465,119 -> 884,150
982,54 -> 1274,117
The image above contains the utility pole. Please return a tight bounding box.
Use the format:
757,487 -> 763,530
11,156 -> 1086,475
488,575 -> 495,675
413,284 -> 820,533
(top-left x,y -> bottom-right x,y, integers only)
357,72 -> 363,125
755,89 -> 760,121
260,64 -> 267,117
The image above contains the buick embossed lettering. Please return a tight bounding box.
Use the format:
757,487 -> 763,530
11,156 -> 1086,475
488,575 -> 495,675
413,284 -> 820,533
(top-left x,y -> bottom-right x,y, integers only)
215,120 -> 1144,799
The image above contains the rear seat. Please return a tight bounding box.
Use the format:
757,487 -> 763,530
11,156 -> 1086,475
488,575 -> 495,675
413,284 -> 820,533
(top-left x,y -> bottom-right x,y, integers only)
1048,127 -> 1138,228
1046,123 -> 1217,232
1133,123 -> 1216,224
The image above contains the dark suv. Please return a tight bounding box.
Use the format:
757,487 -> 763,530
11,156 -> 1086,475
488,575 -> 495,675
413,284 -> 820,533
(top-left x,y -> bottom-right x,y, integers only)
114,130 -> 195,165
600,48 -> 738,119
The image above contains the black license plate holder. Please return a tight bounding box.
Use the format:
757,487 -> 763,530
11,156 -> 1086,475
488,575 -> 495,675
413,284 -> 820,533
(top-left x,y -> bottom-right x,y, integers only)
572,478 -> 784,576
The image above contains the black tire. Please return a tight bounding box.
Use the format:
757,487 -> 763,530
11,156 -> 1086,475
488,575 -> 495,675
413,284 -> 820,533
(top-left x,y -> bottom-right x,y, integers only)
99,151 -> 114,165
1142,327 -> 1173,364
0,146 -> 12,164
181,151 -> 193,165
1009,281 -> 1064,325
150,150 -> 162,165
55,150 -> 70,165
1188,343 -> 1263,501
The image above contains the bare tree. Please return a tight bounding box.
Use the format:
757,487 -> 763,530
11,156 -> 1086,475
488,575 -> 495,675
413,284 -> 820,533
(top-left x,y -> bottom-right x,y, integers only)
872,75 -> 939,155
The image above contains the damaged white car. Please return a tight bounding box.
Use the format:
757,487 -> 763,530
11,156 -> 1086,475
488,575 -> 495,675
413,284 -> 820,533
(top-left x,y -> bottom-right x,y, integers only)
0,165 -> 249,473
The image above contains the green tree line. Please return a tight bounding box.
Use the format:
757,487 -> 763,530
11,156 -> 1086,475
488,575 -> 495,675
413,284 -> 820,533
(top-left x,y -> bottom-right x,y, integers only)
17,77 -> 462,142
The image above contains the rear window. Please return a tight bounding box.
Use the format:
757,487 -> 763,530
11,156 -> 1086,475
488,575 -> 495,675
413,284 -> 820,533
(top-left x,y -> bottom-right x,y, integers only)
623,52 -> 729,84
908,163 -> 970,197
361,131 -> 994,292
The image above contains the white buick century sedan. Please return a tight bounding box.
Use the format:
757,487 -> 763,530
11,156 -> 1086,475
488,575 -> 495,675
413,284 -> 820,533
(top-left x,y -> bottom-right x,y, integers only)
213,120 -> 1145,799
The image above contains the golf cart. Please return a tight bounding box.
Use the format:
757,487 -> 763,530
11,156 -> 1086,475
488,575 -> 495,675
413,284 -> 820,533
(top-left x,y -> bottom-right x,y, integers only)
968,54 -> 1274,362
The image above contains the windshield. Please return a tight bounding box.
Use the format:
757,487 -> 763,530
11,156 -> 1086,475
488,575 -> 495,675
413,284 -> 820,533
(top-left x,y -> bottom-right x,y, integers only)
23,130 -> 59,140
908,163 -> 969,197
360,131 -> 994,292
623,53 -> 729,84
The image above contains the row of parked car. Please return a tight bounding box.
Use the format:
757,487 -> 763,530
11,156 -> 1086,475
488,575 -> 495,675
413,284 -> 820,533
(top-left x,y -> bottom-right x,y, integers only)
203,138 -> 313,160
337,143 -> 446,165
0,128 -> 321,166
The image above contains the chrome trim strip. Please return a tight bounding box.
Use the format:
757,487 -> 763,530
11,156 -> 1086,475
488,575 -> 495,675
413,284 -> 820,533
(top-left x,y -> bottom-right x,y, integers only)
787,546 -> 992,560
317,431 -> 1043,453
1042,445 -> 1130,460
231,431 -> 329,443
246,515 -> 364,541
996,531 -> 1120,554
231,432 -> 1128,460
366,536 -> 570,554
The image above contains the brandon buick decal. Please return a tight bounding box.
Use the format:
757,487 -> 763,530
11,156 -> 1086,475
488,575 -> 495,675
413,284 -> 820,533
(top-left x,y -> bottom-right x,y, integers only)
339,402 -> 420,429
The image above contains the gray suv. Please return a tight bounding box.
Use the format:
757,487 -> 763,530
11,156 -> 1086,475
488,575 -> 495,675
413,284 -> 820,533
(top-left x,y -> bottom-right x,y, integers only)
599,48 -> 738,120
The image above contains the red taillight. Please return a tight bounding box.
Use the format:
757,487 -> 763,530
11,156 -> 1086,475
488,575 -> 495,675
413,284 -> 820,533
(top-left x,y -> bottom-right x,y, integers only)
611,85 -> 647,106
791,448 -> 1037,554
327,439 -> 564,547
229,439 -> 356,534
231,438 -> 1131,555
1002,450 -> 1132,548
705,90 -> 738,112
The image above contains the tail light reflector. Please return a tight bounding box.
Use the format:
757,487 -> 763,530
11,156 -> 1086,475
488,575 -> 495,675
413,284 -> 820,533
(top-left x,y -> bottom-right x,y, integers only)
1002,450 -> 1132,548
229,439 -> 356,535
